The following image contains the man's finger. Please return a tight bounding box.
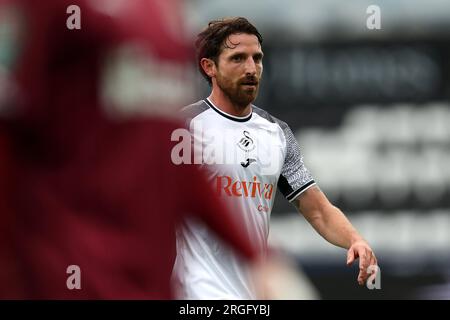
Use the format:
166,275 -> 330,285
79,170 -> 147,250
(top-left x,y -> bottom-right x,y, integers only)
372,254 -> 378,266
357,270 -> 366,285
347,249 -> 355,266
358,251 -> 369,271
369,255 -> 377,269
358,264 -> 371,286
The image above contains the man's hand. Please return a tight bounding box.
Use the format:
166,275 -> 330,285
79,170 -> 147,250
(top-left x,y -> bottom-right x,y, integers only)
294,187 -> 378,286
346,240 -> 377,285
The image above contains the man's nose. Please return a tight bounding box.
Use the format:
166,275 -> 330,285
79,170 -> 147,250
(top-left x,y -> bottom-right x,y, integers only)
244,57 -> 257,76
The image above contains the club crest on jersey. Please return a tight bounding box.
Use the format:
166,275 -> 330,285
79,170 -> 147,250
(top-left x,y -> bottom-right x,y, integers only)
237,131 -> 255,152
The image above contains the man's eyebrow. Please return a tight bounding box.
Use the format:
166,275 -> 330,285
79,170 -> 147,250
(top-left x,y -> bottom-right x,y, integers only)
228,51 -> 264,58
228,52 -> 246,59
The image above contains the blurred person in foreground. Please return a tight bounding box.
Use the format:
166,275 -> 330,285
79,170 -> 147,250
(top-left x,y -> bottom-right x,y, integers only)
173,17 -> 378,299
0,0 -> 261,299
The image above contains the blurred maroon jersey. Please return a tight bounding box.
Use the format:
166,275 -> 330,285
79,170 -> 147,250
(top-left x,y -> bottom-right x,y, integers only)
0,0 -> 257,299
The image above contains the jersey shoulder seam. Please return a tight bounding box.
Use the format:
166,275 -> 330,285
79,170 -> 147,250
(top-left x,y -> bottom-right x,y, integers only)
252,105 -> 290,134
180,100 -> 210,126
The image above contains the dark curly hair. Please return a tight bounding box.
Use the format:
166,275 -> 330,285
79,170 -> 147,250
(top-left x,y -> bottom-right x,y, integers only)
195,17 -> 263,85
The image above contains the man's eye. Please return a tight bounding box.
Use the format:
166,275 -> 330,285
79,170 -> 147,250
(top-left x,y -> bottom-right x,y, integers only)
231,56 -> 242,62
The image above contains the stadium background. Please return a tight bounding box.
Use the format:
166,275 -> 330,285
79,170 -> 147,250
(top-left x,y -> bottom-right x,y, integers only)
1,0 -> 449,299
186,0 -> 450,299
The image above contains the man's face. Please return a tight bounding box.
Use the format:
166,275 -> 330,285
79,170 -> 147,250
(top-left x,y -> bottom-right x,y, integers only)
213,33 -> 263,108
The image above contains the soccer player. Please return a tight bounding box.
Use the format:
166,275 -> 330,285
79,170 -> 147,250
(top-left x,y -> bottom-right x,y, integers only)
173,17 -> 378,299
0,1 -> 260,299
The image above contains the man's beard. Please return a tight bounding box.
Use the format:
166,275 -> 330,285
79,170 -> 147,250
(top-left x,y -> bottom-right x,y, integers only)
216,73 -> 259,109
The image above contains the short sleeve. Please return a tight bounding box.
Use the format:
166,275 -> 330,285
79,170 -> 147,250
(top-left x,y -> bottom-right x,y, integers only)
277,123 -> 316,202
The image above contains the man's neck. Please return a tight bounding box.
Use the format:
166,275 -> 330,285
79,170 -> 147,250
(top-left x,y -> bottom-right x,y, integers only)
208,89 -> 252,117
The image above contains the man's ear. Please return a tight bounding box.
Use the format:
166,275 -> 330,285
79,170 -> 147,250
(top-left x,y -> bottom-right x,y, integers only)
200,58 -> 216,78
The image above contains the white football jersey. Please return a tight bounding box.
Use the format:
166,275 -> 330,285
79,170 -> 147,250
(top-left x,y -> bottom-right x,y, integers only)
172,98 -> 316,299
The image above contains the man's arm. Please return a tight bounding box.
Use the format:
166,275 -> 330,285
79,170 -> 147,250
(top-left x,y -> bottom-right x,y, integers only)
293,186 -> 377,285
